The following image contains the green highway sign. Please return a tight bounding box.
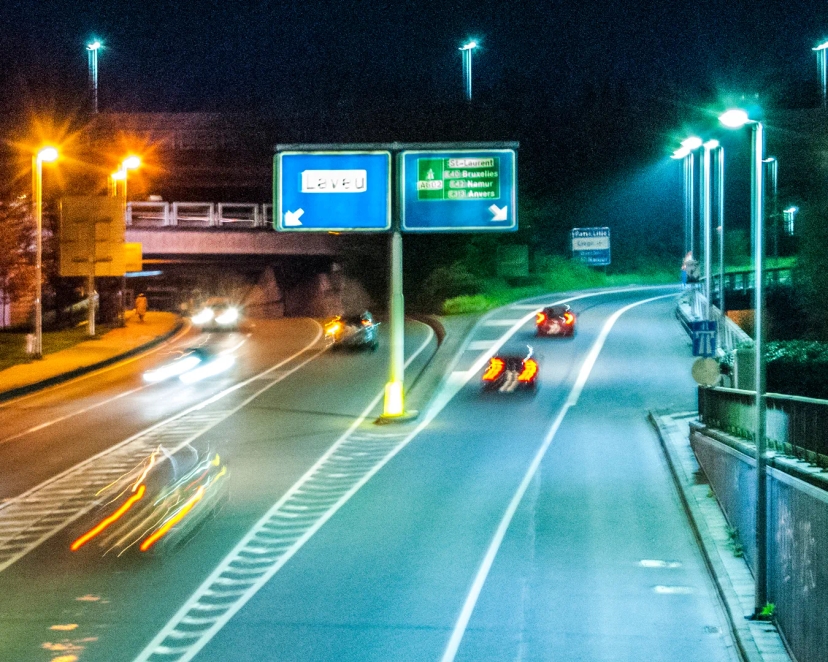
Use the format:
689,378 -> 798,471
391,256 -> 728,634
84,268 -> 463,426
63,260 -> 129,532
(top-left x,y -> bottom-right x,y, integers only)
400,149 -> 517,232
415,155 -> 501,201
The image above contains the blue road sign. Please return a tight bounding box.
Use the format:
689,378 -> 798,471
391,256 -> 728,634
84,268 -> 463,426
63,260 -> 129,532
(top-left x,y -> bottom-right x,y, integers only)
691,320 -> 718,357
275,151 -> 391,231
399,149 -> 517,232
571,227 -> 611,266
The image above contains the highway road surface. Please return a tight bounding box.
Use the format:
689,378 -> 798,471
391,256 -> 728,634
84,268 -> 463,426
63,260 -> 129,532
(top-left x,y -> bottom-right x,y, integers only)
0,288 -> 740,662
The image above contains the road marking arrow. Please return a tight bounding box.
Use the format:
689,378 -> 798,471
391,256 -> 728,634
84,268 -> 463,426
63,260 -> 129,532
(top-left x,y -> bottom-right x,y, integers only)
488,204 -> 508,221
284,208 -> 304,227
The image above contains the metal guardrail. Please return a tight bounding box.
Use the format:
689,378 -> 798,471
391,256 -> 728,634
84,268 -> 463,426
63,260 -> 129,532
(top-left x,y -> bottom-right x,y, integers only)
698,386 -> 828,468
677,288 -> 751,353
126,202 -> 273,228
709,267 -> 793,295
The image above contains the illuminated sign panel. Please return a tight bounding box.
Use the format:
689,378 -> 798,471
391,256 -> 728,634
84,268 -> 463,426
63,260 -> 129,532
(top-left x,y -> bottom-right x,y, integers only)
275,152 -> 391,231
400,149 -> 517,232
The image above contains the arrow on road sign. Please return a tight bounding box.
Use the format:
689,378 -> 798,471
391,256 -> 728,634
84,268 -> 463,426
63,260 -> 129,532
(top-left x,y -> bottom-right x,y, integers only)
284,209 -> 304,227
488,204 -> 508,221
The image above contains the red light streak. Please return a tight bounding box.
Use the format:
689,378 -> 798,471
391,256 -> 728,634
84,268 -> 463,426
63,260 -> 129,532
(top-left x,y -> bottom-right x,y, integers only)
518,359 -> 538,382
71,484 -> 146,551
482,357 -> 505,381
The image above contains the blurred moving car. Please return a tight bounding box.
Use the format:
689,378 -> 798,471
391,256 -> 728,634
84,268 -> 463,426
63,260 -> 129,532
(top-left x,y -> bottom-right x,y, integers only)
143,347 -> 235,384
481,347 -> 539,393
192,297 -> 241,331
70,445 -> 228,557
324,311 -> 379,351
536,304 -> 576,337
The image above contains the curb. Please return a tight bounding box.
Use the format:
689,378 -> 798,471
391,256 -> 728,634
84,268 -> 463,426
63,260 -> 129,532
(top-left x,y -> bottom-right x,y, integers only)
0,320 -> 185,404
648,410 -> 763,662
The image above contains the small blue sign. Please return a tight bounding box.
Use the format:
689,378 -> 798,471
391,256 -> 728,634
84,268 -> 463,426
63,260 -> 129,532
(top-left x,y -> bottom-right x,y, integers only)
691,320 -> 718,357
275,151 -> 391,231
400,150 -> 517,232
571,227 -> 611,266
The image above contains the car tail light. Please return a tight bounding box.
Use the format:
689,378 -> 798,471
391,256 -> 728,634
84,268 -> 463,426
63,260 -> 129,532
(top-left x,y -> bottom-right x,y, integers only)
563,312 -> 575,325
482,357 -> 505,381
71,484 -> 146,551
361,319 -> 372,327
535,312 -> 547,325
518,359 -> 538,382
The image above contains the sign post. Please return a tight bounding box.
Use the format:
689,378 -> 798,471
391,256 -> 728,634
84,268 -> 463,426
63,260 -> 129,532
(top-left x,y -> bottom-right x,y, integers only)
275,143 -> 518,421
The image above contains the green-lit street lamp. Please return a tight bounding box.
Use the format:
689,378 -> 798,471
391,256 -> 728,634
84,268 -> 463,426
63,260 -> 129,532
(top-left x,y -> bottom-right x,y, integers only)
459,40 -> 478,101
87,40 -> 101,114
32,146 -> 59,358
763,157 -> 778,259
719,108 -> 768,617
814,40 -> 828,108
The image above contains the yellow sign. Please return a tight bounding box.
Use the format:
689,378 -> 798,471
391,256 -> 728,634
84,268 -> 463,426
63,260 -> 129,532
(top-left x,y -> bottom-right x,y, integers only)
124,242 -> 143,272
59,197 -> 126,277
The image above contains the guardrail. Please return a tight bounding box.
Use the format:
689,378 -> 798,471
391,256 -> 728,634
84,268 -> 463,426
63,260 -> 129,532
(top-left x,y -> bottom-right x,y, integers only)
698,386 -> 828,468
126,202 -> 274,228
677,289 -> 751,353
708,267 -> 793,296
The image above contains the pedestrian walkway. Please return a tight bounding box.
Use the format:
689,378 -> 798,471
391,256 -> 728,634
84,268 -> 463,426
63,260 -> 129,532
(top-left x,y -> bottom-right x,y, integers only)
651,411 -> 792,662
0,312 -> 182,401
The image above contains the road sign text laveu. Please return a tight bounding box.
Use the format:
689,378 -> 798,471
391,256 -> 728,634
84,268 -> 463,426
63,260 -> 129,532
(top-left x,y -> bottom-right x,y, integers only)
301,169 -> 367,193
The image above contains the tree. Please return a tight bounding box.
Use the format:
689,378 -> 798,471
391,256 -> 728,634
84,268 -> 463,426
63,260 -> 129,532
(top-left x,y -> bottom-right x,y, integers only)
0,196 -> 34,326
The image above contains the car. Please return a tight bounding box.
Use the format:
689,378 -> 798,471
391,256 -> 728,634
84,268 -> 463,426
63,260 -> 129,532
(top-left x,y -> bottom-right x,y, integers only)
70,445 -> 229,557
536,304 -> 576,337
481,347 -> 539,393
192,297 -> 241,331
324,311 -> 379,351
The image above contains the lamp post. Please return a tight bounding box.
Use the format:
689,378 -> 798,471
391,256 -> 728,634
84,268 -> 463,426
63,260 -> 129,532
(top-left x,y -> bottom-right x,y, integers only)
719,108 -> 767,616
763,157 -> 778,260
702,140 -> 719,318
814,40 -> 828,109
783,206 -> 798,235
111,156 -> 140,327
715,143 -> 725,313
32,147 -> 59,359
459,40 -> 478,101
87,40 -> 101,114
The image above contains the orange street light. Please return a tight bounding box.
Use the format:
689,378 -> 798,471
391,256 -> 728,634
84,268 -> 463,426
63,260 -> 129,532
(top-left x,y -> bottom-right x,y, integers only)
32,146 -> 59,358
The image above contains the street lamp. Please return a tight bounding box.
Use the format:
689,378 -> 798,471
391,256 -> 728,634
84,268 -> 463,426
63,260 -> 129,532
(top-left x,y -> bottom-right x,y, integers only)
112,156 -> 140,327
813,40 -> 828,109
783,206 -> 798,235
719,108 -> 768,617
672,137 -> 702,257
763,157 -> 778,260
87,40 -> 101,114
702,140 -> 720,318
32,146 -> 59,359
459,40 -> 478,101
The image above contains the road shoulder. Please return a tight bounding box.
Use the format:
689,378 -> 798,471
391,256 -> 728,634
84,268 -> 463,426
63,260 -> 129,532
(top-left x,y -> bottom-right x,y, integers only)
650,410 -> 792,662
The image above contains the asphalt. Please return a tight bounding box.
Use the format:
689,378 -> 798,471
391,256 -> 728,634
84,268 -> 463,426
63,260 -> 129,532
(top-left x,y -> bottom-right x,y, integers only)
0,312 -> 184,402
0,303 -> 792,661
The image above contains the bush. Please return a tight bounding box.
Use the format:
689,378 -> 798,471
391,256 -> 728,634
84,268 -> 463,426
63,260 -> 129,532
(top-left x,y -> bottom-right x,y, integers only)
417,262 -> 482,312
765,340 -> 828,399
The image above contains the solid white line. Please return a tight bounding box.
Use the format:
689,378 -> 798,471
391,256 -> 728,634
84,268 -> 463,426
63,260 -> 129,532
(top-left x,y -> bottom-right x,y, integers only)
440,292 -> 676,662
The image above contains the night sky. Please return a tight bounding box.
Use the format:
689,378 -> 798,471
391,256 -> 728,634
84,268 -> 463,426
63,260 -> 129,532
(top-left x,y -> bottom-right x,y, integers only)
2,0 -> 828,114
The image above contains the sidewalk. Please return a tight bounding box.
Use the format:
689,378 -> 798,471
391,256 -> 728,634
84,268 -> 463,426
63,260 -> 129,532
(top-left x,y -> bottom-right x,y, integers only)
0,312 -> 183,402
650,411 -> 792,662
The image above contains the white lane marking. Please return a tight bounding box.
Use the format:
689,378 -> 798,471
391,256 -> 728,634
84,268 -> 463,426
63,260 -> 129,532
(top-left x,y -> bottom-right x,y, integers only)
640,559 -> 682,569
654,585 -> 694,594
133,327 -> 436,662
509,303 -> 557,310
0,322 -> 327,573
466,340 -> 496,351
482,319 -> 525,326
440,293 -> 676,662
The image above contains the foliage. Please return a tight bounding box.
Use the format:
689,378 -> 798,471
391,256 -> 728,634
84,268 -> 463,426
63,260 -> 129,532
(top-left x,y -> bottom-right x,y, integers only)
794,200 -> 828,339
0,197 -> 34,316
765,340 -> 828,399
759,603 -> 776,620
416,262 -> 482,312
439,255 -> 675,315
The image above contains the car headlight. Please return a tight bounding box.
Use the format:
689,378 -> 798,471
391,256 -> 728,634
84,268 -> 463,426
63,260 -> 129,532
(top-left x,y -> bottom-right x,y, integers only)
192,309 -> 215,325
215,308 -> 239,325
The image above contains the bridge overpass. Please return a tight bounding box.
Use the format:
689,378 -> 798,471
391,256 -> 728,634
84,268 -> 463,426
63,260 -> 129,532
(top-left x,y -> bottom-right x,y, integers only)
125,201 -> 339,257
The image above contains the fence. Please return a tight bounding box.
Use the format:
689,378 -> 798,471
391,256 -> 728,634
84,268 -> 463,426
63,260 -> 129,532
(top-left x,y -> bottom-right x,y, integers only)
677,289 -> 751,354
126,202 -> 274,228
698,386 -> 828,468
